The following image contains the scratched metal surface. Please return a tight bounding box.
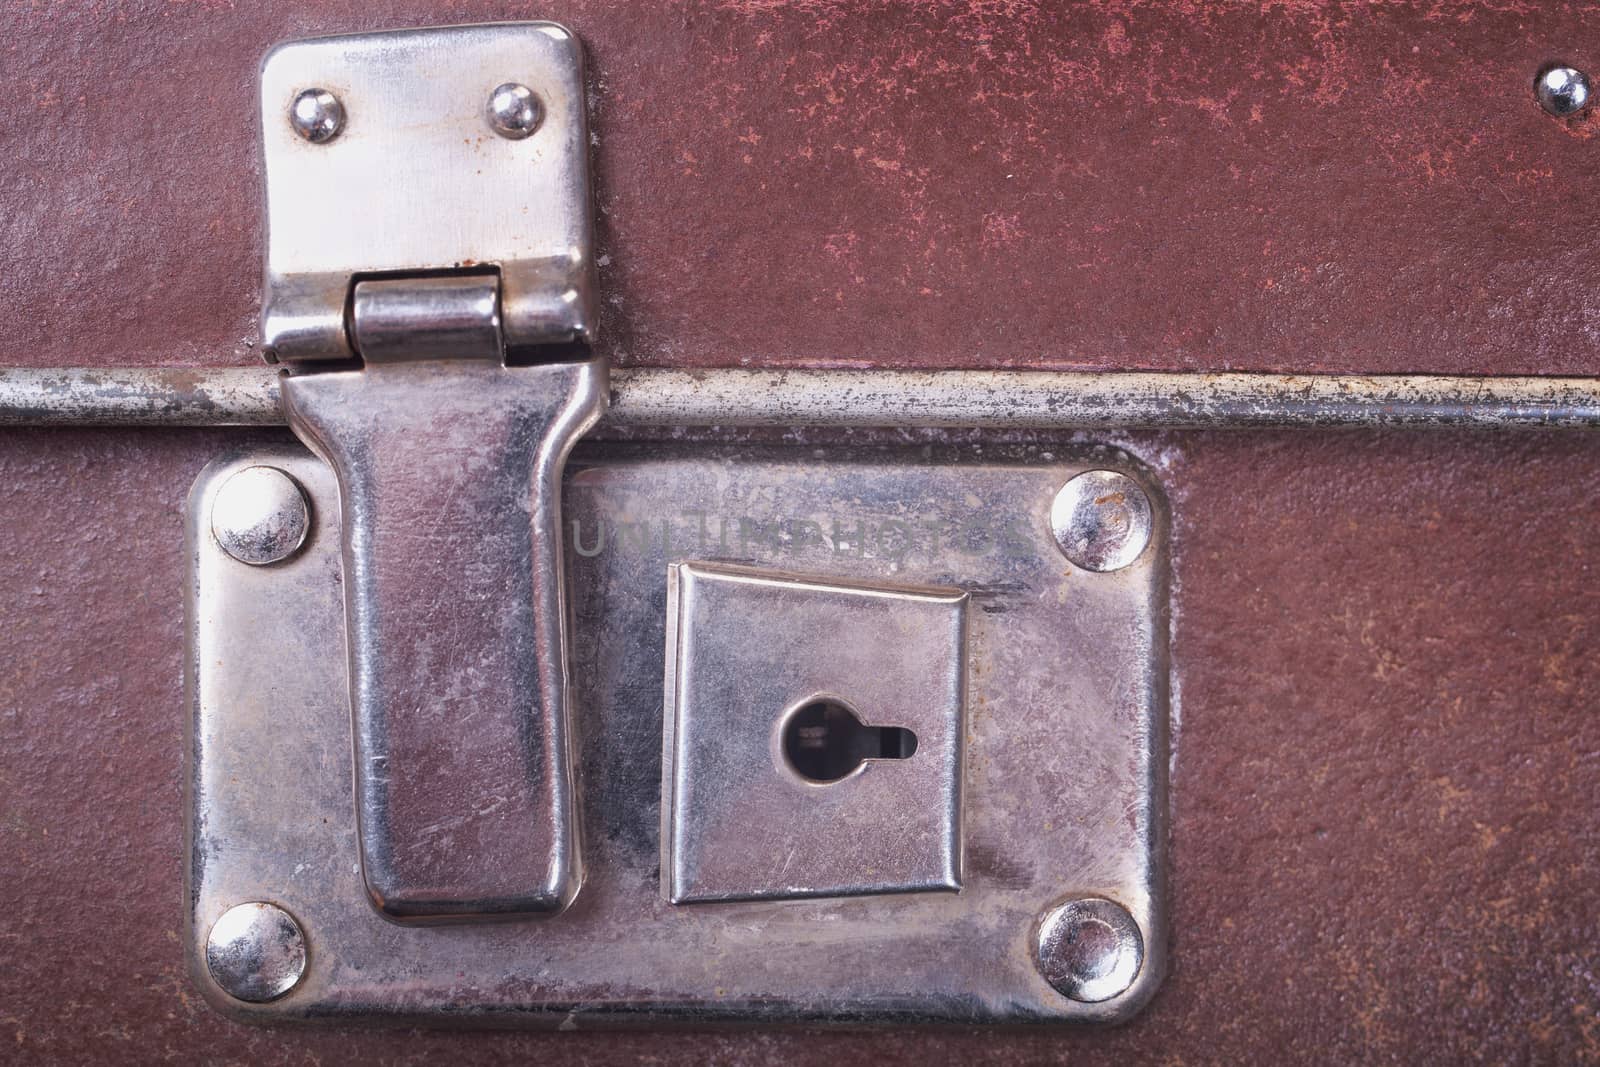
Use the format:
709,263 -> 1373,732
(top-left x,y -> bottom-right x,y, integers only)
184,440 -> 1166,1026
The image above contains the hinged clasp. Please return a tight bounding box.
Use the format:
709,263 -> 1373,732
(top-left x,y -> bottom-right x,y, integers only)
259,22 -> 596,364
258,22 -> 604,921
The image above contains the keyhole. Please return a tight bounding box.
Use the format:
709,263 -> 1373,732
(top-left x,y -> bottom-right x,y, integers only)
781,699 -> 918,783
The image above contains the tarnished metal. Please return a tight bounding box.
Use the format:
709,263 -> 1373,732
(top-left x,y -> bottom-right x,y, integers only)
1536,65 -> 1591,118
0,367 -> 282,426
209,466 -> 311,566
187,440 -> 1169,1025
255,22 -> 609,923
282,358 -> 606,921
607,369 -> 1600,430
7,366 -> 1600,429
287,88 -> 343,144
1034,897 -> 1145,1005
204,902 -> 309,1004
349,275 -> 503,364
259,22 -> 596,363
662,562 -> 966,905
1050,471 -> 1154,574
486,82 -> 542,140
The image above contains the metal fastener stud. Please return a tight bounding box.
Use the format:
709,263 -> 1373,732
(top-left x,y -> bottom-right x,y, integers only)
1050,470 -> 1153,572
289,87 -> 344,143
486,82 -> 543,139
1536,65 -> 1591,117
205,902 -> 308,1003
211,465 -> 310,566
1035,897 -> 1144,1003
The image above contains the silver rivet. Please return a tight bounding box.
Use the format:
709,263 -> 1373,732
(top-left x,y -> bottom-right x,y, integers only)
1050,470 -> 1152,572
289,87 -> 344,143
211,466 -> 310,566
1035,897 -> 1144,1003
205,902 -> 307,1003
486,82 -> 542,139
1536,65 -> 1591,117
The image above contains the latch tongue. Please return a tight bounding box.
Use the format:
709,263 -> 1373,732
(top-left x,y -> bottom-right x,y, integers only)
260,23 -> 602,920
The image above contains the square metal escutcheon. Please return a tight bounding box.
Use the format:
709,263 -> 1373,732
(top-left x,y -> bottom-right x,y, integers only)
662,561 -> 968,904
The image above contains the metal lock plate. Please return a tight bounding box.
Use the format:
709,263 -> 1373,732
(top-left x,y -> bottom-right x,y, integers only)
662,563 -> 968,904
186,18 -> 1170,1029
187,439 -> 1170,1025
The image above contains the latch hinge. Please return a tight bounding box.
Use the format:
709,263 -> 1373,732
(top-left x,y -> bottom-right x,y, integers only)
349,275 -> 504,363
257,22 -> 606,922
259,22 -> 596,365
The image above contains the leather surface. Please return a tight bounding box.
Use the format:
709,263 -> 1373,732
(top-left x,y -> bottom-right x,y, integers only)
4,0 -> 1600,1062
3,1 -> 1600,374
2,428 -> 1596,1062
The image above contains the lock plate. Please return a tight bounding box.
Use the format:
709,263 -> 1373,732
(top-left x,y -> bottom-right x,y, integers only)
662,562 -> 969,904
186,437 -> 1169,1025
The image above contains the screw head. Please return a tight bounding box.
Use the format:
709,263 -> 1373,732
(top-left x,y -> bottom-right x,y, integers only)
1050,470 -> 1153,572
205,902 -> 307,1003
1536,65 -> 1591,117
1035,897 -> 1144,1003
487,82 -> 543,139
211,466 -> 310,566
289,87 -> 344,143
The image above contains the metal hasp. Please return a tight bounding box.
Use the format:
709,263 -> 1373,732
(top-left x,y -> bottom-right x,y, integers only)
259,24 -> 604,920
260,22 -> 595,362
187,442 -> 1168,1024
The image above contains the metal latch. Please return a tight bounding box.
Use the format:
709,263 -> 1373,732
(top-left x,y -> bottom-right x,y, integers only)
261,23 -> 604,920
184,19 -> 1168,1027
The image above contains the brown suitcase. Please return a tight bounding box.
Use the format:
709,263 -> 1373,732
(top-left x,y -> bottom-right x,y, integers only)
3,3 -> 1596,1062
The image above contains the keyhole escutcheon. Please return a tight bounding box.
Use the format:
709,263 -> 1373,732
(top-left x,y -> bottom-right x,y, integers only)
780,698 -> 918,783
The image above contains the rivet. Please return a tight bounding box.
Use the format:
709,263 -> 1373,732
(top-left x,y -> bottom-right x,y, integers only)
486,82 -> 543,139
211,466 -> 310,566
1049,470 -> 1153,572
205,902 -> 307,1003
1536,65 -> 1591,117
289,87 -> 344,143
1034,897 -> 1144,1003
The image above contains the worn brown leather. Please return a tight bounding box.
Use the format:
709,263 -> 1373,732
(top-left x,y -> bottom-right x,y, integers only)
3,0 -> 1599,1062
4,1 -> 1600,374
